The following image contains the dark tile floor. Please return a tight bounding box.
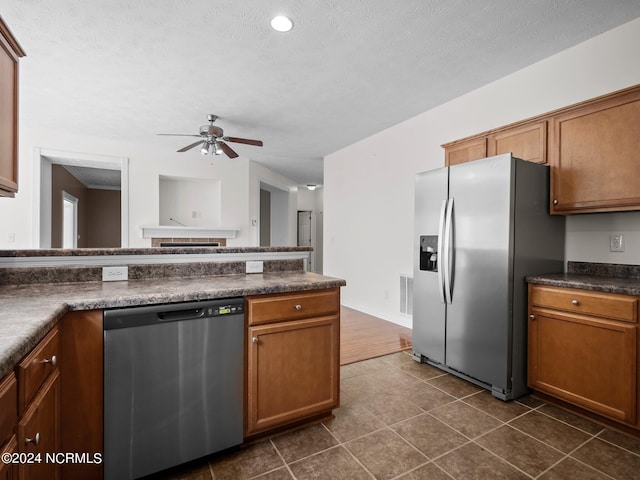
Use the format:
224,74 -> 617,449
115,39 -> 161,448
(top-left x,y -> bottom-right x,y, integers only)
149,351 -> 640,479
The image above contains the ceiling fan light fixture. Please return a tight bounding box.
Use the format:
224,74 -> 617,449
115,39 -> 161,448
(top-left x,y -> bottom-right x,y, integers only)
271,15 -> 293,32
213,142 -> 222,155
200,142 -> 210,155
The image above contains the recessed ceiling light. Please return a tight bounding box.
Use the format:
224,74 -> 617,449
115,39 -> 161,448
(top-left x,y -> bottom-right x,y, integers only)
271,15 -> 293,32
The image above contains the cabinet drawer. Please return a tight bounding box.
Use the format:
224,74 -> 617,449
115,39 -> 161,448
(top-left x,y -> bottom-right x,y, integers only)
247,289 -> 339,325
531,286 -> 637,323
0,373 -> 17,447
17,327 -> 59,413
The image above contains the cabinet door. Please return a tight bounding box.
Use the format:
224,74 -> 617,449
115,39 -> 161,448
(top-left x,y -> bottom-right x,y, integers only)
0,18 -> 24,197
550,89 -> 640,214
0,436 -> 18,480
246,316 -> 339,436
18,370 -> 60,480
528,310 -> 637,424
444,137 -> 487,166
488,121 -> 547,164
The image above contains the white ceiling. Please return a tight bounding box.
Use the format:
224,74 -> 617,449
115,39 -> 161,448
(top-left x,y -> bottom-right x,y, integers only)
3,1 -> 640,186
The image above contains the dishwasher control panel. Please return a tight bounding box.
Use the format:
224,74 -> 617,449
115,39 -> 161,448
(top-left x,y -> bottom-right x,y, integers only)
104,298 -> 245,330
210,303 -> 244,316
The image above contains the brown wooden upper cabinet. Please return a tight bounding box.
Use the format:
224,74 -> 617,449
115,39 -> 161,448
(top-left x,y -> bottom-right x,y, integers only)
487,121 -> 547,164
442,84 -> 640,215
550,87 -> 640,214
443,119 -> 547,167
0,16 -> 26,198
444,137 -> 487,166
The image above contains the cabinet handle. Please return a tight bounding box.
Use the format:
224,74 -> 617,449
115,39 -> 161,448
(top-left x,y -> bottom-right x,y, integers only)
40,355 -> 57,366
571,299 -> 579,306
529,314 -> 535,320
553,199 -> 558,205
25,433 -> 40,446
294,304 -> 302,311
252,337 -> 259,344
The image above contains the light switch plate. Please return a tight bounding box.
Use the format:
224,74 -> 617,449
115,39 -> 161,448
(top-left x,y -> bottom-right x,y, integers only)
102,266 -> 129,281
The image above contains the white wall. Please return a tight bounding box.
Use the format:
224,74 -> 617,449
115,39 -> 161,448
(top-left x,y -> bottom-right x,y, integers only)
324,17 -> 640,328
0,120 -> 303,248
159,176 -> 222,227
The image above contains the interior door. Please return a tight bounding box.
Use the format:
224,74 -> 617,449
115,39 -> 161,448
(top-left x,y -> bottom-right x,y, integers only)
445,154 -> 513,391
297,211 -> 312,246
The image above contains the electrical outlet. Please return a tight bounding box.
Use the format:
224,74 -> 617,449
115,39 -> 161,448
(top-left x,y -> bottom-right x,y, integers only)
102,266 -> 129,282
610,234 -> 625,252
245,261 -> 264,274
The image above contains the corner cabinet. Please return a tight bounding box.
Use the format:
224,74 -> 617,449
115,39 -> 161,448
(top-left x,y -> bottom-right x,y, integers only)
245,289 -> 340,437
0,16 -> 26,198
528,285 -> 639,428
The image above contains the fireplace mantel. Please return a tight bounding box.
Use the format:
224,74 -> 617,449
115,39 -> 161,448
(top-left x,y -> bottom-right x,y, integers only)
140,226 -> 238,239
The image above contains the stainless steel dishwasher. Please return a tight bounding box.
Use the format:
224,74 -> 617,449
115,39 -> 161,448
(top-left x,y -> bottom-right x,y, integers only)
103,298 -> 244,480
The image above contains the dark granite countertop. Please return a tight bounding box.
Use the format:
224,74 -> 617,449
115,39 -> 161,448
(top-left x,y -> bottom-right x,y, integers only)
526,262 -> 640,296
0,246 -> 313,257
0,271 -> 346,379
526,272 -> 640,296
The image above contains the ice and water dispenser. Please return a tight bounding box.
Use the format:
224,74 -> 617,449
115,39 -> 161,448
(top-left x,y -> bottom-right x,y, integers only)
419,235 -> 438,272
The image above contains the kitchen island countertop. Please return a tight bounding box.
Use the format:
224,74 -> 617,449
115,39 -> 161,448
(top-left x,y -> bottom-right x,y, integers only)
0,271 -> 346,379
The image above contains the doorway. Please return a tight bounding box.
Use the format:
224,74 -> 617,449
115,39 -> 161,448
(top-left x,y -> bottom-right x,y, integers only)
34,148 -> 129,248
297,211 -> 312,247
258,182 -> 293,247
62,192 -> 78,248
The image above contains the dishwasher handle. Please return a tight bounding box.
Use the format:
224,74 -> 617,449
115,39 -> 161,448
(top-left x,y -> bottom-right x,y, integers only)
158,308 -> 206,322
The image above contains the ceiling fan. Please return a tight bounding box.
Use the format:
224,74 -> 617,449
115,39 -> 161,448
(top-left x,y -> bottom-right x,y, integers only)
158,114 -> 263,158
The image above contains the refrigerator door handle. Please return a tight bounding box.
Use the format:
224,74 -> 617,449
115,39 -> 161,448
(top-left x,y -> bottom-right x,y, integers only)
437,199 -> 448,304
443,197 -> 454,304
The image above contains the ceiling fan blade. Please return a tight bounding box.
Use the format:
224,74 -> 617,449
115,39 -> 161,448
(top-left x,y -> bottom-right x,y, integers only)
177,140 -> 205,152
225,136 -> 263,147
157,134 -> 202,137
218,141 -> 239,158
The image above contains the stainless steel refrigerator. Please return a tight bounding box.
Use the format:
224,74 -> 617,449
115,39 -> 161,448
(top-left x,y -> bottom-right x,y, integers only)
412,153 -> 564,400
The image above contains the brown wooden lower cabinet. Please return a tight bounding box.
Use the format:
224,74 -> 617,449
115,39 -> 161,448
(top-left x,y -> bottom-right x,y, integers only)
1,290 -> 341,478
18,370 -> 60,480
528,284 -> 639,428
0,436 -> 18,480
245,289 -> 340,437
59,310 -> 103,480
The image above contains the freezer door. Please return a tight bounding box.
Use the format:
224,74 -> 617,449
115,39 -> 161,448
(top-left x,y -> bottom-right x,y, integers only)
446,154 -> 514,391
412,167 -> 448,364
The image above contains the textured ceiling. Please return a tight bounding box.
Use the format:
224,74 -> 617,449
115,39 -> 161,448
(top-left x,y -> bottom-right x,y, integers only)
2,1 -> 640,185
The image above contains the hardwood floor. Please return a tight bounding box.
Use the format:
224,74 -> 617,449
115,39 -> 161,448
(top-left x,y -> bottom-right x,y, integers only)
340,306 -> 412,365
